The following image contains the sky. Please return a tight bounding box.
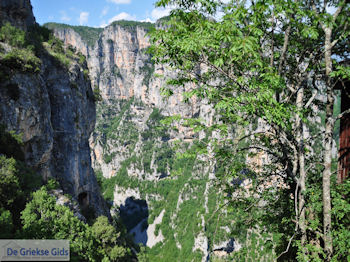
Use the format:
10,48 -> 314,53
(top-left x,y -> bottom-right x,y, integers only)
30,0 -> 172,28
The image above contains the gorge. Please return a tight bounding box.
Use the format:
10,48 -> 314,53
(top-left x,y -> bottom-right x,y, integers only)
0,1 -> 237,261
2,0 -> 348,261
46,18 -> 238,261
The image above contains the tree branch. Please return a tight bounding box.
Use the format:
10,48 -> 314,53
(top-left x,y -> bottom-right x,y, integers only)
331,21 -> 349,48
335,108 -> 350,121
277,232 -> 296,259
278,24 -> 292,75
305,90 -> 318,109
332,2 -> 344,22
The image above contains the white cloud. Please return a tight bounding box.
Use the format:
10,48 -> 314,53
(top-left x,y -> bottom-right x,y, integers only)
79,12 -> 89,25
107,0 -> 131,4
140,18 -> 153,23
60,11 -> 71,22
151,7 -> 172,20
101,6 -> 109,17
108,12 -> 136,23
100,20 -> 108,28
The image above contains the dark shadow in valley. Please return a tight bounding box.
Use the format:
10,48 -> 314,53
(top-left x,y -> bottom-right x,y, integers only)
119,197 -> 149,245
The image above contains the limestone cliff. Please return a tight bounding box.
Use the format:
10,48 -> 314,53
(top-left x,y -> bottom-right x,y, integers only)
0,0 -> 108,217
49,20 -> 234,261
48,21 -> 213,176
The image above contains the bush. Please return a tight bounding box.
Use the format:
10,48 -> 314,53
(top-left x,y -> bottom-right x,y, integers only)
83,69 -> 89,80
104,153 -> 116,164
0,48 -> 41,73
78,53 -> 86,65
0,22 -> 26,47
93,85 -> 102,102
0,23 -> 48,74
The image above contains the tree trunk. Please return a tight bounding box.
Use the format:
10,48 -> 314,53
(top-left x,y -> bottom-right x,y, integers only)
296,86 -> 307,250
322,27 -> 334,261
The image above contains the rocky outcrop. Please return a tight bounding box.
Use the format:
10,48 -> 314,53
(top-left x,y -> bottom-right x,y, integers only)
0,48 -> 108,216
0,2 -> 108,217
53,28 -> 89,57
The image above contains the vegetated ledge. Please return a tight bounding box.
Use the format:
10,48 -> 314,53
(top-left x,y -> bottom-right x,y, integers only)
43,20 -> 156,47
43,22 -> 103,47
110,20 -> 154,31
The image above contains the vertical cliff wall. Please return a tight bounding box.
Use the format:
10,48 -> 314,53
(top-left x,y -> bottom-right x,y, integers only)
0,0 -> 108,216
0,0 -> 35,29
49,21 -> 235,261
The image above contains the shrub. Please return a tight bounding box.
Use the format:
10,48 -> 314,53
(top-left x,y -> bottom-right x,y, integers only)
0,48 -> 41,73
0,22 -> 26,47
93,85 -> 102,102
0,156 -> 20,209
83,69 -> 89,80
78,53 -> 86,65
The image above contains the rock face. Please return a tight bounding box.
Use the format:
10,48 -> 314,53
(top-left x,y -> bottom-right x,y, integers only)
0,1 -> 108,217
53,28 -> 89,57
49,22 -> 212,178
51,22 -> 202,117
0,0 -> 35,29
50,21 -> 234,261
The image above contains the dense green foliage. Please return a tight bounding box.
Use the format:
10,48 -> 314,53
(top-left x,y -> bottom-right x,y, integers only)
0,22 -> 88,75
21,185 -> 133,261
0,23 -> 41,76
150,0 -> 350,260
44,22 -> 103,47
93,85 -> 103,102
0,22 -> 27,47
0,127 -> 41,231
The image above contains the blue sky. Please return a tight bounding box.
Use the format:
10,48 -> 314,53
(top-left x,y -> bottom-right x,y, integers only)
31,0 -> 171,27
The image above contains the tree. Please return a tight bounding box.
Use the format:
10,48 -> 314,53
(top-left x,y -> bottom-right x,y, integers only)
21,186 -> 99,261
0,208 -> 13,238
91,216 -> 131,261
0,156 -> 20,210
150,0 -> 349,260
20,185 -> 133,262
